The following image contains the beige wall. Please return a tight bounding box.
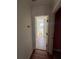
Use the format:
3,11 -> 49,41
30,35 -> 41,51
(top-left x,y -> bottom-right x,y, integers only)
51,0 -> 59,8
17,0 -> 33,59
51,0 -> 61,14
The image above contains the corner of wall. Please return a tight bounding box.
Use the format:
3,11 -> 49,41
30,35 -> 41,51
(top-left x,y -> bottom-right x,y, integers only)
28,49 -> 33,59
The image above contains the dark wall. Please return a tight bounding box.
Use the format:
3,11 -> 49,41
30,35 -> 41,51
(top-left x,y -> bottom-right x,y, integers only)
53,8 -> 61,49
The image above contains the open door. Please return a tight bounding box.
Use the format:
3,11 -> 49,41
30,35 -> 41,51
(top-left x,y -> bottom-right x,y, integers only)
35,16 -> 48,50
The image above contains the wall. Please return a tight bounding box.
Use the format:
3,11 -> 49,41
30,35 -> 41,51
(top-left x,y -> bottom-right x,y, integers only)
53,8 -> 61,50
47,0 -> 61,54
17,0 -> 33,59
51,0 -> 61,14
51,0 -> 59,8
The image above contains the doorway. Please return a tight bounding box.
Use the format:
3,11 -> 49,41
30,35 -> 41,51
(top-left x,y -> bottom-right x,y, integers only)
35,16 -> 48,50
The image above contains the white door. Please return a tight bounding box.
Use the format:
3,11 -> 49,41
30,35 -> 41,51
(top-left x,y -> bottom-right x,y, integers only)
35,16 -> 48,50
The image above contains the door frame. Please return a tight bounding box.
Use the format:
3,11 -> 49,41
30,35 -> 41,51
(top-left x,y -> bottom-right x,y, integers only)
34,15 -> 49,50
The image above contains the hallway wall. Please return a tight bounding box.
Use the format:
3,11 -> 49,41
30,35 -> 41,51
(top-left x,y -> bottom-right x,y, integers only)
47,0 -> 61,54
51,0 -> 61,14
17,0 -> 33,59
53,8 -> 61,50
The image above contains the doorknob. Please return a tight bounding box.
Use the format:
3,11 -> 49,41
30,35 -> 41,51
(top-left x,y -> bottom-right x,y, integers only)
46,33 -> 48,35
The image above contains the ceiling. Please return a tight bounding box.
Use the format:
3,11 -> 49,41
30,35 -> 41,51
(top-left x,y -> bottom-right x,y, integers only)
32,0 -> 51,7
